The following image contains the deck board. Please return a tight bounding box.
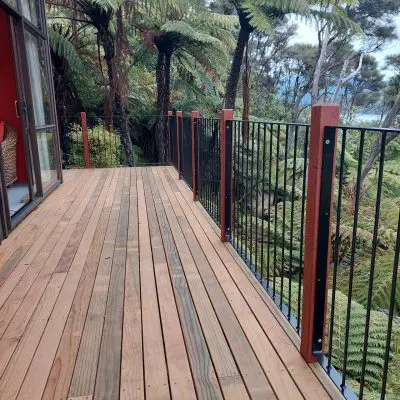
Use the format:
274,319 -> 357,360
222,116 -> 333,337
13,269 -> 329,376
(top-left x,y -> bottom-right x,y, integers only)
0,167 -> 334,400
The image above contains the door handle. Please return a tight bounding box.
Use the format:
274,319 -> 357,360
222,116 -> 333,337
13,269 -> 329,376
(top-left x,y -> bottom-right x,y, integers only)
15,101 -> 20,119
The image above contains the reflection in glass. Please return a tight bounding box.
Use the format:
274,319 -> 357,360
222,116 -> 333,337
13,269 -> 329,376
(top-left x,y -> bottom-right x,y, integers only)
36,130 -> 57,192
24,32 -> 57,191
24,32 -> 52,127
21,0 -> 40,27
4,0 -> 17,8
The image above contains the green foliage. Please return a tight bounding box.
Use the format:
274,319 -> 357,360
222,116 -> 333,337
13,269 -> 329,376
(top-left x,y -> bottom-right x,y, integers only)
275,278 -> 400,398
67,123 -> 122,167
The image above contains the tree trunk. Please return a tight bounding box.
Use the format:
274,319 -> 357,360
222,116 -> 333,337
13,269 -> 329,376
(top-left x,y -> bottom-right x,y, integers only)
153,51 -> 167,162
311,26 -> 329,105
242,42 -> 250,142
287,88 -> 307,152
51,50 -> 82,166
98,25 -> 115,130
225,24 -> 251,109
359,92 -> 400,187
332,54 -> 364,104
114,7 -> 134,166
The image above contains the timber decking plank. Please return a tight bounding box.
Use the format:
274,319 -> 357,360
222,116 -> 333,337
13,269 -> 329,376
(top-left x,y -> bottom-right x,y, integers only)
120,168 -> 144,400
23,169 -> 117,400
0,172 -> 109,400
68,169 -> 123,398
167,167 -> 331,400
156,168 -> 275,400
0,171 -> 103,383
150,169 -> 251,400
137,168 -> 170,400
42,169 -> 118,400
170,167 -> 333,399
163,169 -> 302,399
143,169 -> 197,400
0,170 -> 85,283
0,171 -> 97,339
94,169 -> 130,400
0,167 -> 333,400
153,169 -> 250,399
0,170 -> 87,310
15,169 -> 112,400
184,186 -> 332,400
0,169 -> 79,261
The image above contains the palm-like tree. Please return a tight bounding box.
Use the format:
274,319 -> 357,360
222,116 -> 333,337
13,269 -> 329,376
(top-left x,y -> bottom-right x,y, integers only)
224,0 -> 310,110
137,0 -> 237,161
46,0 -> 136,165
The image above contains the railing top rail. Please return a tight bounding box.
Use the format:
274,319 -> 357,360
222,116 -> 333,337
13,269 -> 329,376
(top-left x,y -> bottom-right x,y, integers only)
232,120 -> 311,127
328,124 -> 400,133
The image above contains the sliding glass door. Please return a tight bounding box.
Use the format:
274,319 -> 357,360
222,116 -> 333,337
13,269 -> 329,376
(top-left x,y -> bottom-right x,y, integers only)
24,28 -> 58,193
0,0 -> 62,239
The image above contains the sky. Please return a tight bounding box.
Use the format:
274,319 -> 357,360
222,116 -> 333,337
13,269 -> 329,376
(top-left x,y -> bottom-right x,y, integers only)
289,15 -> 400,78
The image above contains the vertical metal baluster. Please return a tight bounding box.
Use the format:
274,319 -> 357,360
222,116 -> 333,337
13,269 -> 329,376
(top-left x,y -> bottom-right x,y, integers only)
255,123 -> 261,277
381,208 -> 400,400
359,132 -> 387,399
245,121 -> 251,265
232,121 -> 237,248
250,122 -> 255,270
267,123 -> 273,287
273,124 -> 281,298
240,122 -> 245,255
239,121 -> 245,258
217,120 -> 221,223
297,125 -> 309,332
328,128 -> 347,368
206,119 -> 209,214
208,119 -> 212,218
342,129 -> 365,389
260,123 -> 267,283
281,124 -> 289,308
288,125 -> 298,320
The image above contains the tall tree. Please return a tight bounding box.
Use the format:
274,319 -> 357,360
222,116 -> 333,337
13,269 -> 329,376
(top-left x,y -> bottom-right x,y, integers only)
46,0 -> 135,165
138,0 -> 236,161
223,0 -> 310,110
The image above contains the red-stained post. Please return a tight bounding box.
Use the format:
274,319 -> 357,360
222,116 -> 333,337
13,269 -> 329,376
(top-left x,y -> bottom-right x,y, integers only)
80,112 -> 90,169
191,111 -> 200,201
176,111 -> 182,179
167,111 -> 173,164
220,109 -> 234,242
300,104 -> 340,363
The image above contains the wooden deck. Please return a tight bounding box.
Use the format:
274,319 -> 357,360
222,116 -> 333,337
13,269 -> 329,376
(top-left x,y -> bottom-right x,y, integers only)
0,166 -> 335,400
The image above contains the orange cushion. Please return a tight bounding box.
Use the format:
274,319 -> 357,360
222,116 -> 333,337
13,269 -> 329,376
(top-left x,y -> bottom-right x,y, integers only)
0,122 -> 4,143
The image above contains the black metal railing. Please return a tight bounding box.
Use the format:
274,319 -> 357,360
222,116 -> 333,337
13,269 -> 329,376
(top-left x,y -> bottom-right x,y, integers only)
61,115 -> 128,168
197,118 -> 221,225
170,113 -> 179,171
318,126 -> 400,400
231,121 -> 310,333
61,114 -> 168,168
180,116 -> 193,188
169,111 -> 400,400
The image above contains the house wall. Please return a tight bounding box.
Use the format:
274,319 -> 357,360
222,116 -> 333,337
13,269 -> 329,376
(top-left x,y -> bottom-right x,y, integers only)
0,8 -> 27,183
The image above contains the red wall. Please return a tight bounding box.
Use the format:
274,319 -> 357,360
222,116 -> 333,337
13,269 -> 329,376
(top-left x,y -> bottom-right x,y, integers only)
0,9 -> 27,183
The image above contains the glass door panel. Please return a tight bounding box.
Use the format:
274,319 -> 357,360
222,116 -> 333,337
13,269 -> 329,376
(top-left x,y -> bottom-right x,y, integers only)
20,0 -> 40,28
24,29 -> 57,192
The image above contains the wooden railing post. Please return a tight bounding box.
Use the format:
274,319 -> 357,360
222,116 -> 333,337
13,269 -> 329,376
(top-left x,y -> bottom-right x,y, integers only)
176,111 -> 182,179
300,104 -> 339,363
168,111 -> 173,164
80,112 -> 90,169
220,109 -> 234,242
191,111 -> 200,201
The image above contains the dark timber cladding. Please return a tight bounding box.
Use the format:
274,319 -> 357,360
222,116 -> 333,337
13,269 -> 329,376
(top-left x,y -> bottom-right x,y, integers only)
0,167 -> 335,400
